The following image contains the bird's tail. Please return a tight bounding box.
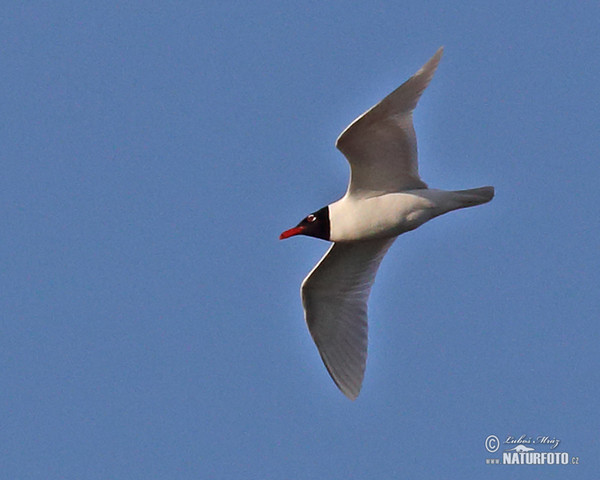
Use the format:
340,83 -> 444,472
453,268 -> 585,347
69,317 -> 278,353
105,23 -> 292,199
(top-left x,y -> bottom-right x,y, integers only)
452,186 -> 495,207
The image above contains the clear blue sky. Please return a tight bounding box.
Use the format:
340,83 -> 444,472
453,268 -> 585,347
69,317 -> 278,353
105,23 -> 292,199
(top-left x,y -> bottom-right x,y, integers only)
1,2 -> 598,479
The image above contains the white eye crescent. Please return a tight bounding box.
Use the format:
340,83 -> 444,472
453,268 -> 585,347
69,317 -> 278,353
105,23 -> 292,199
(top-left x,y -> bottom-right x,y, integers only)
307,214 -> 317,223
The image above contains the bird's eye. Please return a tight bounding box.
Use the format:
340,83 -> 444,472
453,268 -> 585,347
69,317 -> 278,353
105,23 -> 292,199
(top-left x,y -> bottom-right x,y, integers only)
307,214 -> 317,223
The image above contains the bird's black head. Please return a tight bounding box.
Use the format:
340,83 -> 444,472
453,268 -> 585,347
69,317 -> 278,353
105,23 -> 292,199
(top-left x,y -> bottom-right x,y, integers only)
280,206 -> 330,241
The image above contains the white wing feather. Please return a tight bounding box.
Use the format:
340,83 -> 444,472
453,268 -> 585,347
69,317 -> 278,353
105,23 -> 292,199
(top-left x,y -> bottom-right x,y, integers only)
336,47 -> 443,197
301,238 -> 395,399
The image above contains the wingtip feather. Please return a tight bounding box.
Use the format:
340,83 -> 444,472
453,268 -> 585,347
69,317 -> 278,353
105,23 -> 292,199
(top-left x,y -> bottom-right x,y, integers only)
416,46 -> 444,79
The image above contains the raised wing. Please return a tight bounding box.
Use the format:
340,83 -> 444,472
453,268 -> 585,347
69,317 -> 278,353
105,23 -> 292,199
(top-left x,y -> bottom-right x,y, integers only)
336,47 -> 443,197
301,238 -> 395,399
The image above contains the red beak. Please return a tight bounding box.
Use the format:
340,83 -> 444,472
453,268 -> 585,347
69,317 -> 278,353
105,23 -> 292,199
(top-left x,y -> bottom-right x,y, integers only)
279,226 -> 304,240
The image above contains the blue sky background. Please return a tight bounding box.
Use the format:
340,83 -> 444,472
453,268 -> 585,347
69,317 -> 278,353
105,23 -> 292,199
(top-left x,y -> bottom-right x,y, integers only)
1,2 -> 598,479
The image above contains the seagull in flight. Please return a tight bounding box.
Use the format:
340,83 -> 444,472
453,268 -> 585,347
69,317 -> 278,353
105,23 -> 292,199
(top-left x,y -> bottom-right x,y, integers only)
280,48 -> 494,399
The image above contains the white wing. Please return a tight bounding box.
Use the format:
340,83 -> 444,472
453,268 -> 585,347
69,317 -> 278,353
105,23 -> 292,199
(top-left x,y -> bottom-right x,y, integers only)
336,47 -> 443,197
301,238 -> 395,399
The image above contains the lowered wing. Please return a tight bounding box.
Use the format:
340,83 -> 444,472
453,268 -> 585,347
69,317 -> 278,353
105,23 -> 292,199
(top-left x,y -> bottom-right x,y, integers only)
301,238 -> 395,399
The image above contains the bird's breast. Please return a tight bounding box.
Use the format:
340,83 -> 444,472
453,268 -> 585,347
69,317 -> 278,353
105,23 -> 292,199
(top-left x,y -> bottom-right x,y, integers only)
328,190 -> 443,242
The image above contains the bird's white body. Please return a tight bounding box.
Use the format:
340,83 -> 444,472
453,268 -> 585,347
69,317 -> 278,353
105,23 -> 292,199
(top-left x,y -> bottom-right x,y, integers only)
281,47 -> 494,400
329,188 -> 492,242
